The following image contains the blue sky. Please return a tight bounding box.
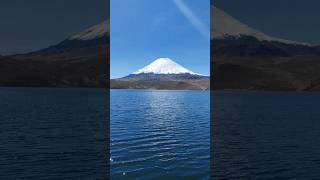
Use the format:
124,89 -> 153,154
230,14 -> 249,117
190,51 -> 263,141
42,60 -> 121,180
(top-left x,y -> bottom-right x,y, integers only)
111,0 -> 210,78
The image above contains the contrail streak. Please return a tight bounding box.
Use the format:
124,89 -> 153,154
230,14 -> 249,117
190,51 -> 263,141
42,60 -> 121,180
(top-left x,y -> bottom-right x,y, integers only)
173,0 -> 209,39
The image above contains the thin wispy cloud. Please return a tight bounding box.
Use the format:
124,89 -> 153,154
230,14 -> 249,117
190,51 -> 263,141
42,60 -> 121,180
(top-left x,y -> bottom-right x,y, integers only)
173,0 -> 209,39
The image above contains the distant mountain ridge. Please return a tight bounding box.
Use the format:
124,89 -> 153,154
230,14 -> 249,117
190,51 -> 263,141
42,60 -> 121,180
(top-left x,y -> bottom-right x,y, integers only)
122,73 -> 209,81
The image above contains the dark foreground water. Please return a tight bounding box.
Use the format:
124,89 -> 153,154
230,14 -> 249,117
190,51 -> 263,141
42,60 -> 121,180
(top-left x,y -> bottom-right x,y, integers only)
0,88 -> 109,179
212,91 -> 320,179
111,90 -> 210,179
3,88 -> 318,179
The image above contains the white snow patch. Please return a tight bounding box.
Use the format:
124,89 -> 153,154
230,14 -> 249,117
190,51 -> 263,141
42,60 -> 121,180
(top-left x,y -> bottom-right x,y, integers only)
69,20 -> 109,40
133,58 -> 202,75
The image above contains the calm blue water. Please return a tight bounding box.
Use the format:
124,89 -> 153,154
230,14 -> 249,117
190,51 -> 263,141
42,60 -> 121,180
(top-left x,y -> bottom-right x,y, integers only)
212,91 -> 320,179
0,88 -> 109,179
111,90 -> 210,179
3,88 -> 317,179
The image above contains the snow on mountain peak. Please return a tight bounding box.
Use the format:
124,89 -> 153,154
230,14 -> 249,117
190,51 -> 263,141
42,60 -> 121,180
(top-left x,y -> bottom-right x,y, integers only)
69,20 -> 109,41
212,6 -> 268,40
212,6 -> 310,46
132,58 -> 200,75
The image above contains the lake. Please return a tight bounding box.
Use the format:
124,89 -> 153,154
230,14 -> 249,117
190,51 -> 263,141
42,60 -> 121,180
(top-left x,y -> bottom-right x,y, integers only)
212,91 -> 320,179
0,88 -> 109,179
111,90 -> 210,179
2,88 -> 318,179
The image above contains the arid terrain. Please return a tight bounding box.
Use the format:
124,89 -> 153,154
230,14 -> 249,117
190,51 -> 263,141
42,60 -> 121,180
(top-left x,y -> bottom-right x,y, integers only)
111,79 -> 209,90
212,55 -> 320,91
0,46 -> 108,88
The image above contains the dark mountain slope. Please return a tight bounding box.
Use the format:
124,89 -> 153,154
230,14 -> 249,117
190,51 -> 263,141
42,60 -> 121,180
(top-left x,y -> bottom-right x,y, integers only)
0,21 -> 109,88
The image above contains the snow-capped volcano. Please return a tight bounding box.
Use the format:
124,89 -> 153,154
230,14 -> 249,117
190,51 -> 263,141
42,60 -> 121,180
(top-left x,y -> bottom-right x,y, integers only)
211,6 -> 320,57
212,6 -> 309,46
112,58 -> 209,89
118,58 -> 208,81
69,20 -> 109,41
132,58 -> 200,75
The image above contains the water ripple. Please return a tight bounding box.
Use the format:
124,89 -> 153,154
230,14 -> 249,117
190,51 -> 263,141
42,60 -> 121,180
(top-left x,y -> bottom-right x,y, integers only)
111,90 -> 210,179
